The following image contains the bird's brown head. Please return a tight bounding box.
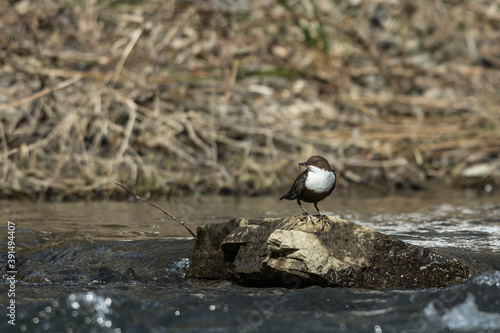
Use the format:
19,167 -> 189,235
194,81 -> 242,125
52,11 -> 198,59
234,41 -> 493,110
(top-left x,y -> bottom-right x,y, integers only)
299,156 -> 332,171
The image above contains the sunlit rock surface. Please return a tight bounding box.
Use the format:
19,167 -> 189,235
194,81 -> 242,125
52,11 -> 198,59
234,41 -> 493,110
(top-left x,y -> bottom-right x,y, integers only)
189,216 -> 496,289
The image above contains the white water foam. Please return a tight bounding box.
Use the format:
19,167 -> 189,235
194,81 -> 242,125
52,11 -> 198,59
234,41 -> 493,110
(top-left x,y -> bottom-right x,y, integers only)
424,293 -> 500,331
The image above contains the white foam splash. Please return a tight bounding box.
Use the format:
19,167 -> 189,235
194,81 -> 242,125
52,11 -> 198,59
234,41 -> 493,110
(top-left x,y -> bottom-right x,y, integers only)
424,293 -> 500,331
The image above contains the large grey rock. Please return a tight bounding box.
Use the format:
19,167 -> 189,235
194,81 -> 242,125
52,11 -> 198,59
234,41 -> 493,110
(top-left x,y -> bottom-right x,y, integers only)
189,216 -> 495,289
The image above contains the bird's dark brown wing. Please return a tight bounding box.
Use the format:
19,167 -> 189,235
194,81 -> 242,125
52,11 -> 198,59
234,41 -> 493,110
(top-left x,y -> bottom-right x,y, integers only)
280,170 -> 307,200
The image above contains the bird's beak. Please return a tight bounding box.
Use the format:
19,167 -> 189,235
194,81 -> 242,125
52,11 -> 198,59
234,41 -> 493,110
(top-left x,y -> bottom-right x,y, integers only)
298,162 -> 307,167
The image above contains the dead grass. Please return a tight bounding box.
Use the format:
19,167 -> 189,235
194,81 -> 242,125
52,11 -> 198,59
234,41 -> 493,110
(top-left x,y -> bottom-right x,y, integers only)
1,0 -> 500,200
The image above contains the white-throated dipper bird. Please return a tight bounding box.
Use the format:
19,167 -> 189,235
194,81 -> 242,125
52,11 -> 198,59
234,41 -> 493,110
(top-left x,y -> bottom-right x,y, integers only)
280,155 -> 336,229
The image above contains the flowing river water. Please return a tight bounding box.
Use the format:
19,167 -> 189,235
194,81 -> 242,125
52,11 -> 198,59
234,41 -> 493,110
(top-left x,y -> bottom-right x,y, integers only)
1,187 -> 500,332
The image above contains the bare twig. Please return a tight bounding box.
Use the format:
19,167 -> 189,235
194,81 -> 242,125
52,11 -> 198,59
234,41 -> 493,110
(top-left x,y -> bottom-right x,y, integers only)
115,182 -> 197,238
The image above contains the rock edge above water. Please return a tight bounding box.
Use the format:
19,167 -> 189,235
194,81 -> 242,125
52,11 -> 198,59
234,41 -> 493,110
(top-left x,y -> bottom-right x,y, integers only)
189,216 -> 494,289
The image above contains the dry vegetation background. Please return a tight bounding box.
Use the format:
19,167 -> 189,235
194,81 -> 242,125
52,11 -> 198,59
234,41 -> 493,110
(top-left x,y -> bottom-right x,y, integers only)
1,0 -> 500,200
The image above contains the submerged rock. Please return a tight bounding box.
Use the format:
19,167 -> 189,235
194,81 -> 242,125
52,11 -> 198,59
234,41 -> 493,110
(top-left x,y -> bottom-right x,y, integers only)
189,216 -> 486,289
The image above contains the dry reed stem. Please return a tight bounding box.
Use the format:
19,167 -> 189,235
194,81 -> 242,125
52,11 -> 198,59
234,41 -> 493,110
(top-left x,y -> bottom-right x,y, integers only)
0,77 -> 81,111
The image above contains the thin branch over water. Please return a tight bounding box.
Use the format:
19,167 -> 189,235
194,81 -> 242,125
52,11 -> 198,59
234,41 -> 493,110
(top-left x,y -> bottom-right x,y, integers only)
115,182 -> 197,238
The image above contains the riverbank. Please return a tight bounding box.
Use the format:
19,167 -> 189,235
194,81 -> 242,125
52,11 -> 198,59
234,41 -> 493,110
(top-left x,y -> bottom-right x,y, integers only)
1,1 -> 499,200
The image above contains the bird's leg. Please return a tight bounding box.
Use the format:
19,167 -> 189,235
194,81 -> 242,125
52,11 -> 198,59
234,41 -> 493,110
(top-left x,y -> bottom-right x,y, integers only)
298,199 -> 313,223
299,199 -> 315,225
314,202 -> 330,230
298,199 -> 309,215
287,199 -> 311,230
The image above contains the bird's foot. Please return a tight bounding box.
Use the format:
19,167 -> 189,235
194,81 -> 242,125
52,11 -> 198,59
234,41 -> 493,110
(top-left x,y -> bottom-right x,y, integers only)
286,219 -> 300,230
315,214 -> 330,231
286,213 -> 312,230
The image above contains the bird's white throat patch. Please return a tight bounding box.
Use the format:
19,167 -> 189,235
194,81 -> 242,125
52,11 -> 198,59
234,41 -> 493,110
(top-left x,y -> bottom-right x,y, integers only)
305,165 -> 335,192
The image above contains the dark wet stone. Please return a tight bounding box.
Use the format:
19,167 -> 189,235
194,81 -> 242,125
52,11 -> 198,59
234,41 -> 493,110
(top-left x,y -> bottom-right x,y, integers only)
189,216 -> 499,289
